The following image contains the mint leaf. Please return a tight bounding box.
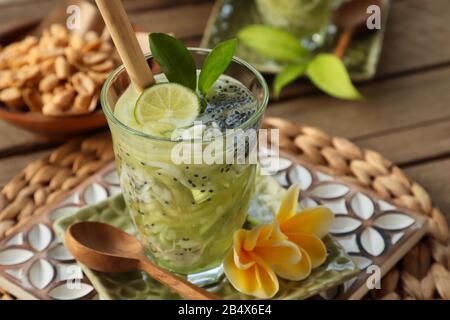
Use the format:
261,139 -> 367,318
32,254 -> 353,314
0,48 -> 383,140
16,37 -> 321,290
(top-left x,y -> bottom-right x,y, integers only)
199,39 -> 237,96
306,54 -> 363,100
273,63 -> 308,98
149,33 -> 197,90
238,25 -> 309,63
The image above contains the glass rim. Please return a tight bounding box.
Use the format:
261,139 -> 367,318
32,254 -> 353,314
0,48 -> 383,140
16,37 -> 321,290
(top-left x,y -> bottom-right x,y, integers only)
100,48 -> 269,142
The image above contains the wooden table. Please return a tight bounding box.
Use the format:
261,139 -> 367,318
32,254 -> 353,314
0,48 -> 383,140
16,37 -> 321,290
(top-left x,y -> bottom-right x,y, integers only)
0,0 -> 449,221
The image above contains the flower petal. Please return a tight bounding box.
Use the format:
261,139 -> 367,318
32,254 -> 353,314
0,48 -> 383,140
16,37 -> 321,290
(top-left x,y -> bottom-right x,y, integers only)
271,247 -> 312,281
281,206 -> 334,238
285,233 -> 327,268
224,250 -> 279,299
276,184 -> 300,224
254,239 -> 301,265
233,230 -> 255,269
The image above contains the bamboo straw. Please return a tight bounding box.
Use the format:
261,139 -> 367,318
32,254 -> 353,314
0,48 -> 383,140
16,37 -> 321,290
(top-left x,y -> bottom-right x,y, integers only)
95,0 -> 155,92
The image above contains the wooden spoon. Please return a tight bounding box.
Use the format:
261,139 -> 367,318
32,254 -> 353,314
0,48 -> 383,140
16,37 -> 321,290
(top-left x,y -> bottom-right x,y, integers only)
333,0 -> 383,59
65,221 -> 218,300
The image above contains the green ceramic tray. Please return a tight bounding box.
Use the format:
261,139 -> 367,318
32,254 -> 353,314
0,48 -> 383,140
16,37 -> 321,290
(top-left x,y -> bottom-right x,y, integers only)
201,0 -> 390,80
54,175 -> 358,300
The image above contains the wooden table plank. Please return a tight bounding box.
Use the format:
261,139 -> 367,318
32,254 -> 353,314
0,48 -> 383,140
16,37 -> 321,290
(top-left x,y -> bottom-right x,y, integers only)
128,1 -> 213,39
266,66 -> 450,140
377,0 -> 450,77
355,118 -> 450,166
405,159 -> 450,221
0,122 -> 55,158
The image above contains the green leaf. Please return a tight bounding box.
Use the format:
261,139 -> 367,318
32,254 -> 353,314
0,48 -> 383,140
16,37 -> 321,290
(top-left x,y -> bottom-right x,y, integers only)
199,39 -> 237,96
273,63 -> 308,98
149,33 -> 197,90
306,54 -> 363,100
238,25 -> 309,63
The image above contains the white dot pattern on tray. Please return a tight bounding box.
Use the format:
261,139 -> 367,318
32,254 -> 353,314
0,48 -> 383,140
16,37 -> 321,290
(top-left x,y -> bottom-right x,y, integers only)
55,264 -> 83,282
299,197 -> 318,209
28,224 -> 52,252
288,165 -> 312,190
102,171 -> 120,185
5,233 -> 23,246
351,255 -> 373,270
5,268 -> 24,280
0,249 -> 34,266
310,183 -> 350,199
0,160 -> 423,300
373,213 -> 415,230
29,259 -> 54,290
330,216 -> 362,234
49,206 -> 80,221
391,232 -> 404,244
48,244 -> 73,261
335,234 -> 359,253
321,198 -> 348,214
48,283 -> 94,300
83,183 -> 108,205
360,228 -> 385,256
0,165 -> 122,300
351,193 -> 374,220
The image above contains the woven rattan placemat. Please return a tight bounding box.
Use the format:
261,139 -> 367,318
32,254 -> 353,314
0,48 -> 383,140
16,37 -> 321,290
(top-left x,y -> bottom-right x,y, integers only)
0,118 -> 449,300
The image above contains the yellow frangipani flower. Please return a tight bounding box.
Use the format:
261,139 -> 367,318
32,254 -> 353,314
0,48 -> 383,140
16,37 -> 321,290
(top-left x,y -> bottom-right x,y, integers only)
224,184 -> 334,299
275,184 -> 334,280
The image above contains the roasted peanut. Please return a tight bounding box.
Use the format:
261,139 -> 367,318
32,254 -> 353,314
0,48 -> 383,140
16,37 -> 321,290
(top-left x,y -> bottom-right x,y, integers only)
42,102 -> 64,116
51,87 -> 75,109
39,74 -> 59,92
72,93 -> 92,114
72,72 -> 95,96
22,88 -> 42,112
82,52 -> 108,66
55,56 -> 70,79
69,34 -> 84,50
41,92 -> 52,105
39,58 -> 55,76
90,59 -> 114,72
0,87 -> 24,108
0,71 -> 13,90
17,65 -> 40,85
87,71 -> 109,85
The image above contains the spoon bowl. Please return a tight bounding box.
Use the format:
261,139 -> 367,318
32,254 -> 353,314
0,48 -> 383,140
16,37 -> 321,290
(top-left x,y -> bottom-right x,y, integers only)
65,221 -> 218,300
332,0 -> 383,58
65,221 -> 142,273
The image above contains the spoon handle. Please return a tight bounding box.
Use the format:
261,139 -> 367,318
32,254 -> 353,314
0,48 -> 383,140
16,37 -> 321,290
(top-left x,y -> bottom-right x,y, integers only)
334,27 -> 354,59
138,260 -> 219,300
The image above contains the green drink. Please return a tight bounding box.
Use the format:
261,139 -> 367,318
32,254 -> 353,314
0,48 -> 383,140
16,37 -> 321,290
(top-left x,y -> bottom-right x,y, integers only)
255,0 -> 334,47
101,48 -> 268,277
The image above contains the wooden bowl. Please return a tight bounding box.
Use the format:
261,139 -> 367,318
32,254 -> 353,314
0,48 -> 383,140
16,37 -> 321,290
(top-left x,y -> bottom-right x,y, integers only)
0,106 -> 107,139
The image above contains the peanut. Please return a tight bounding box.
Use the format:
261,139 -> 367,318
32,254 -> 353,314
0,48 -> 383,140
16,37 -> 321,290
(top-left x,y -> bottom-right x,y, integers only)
22,88 -> 42,112
73,93 -> 92,114
55,56 -> 70,79
72,72 -> 95,96
69,34 -> 84,50
82,52 -> 108,66
51,87 -> 75,109
0,87 -> 24,108
0,71 -> 13,90
39,58 -> 55,76
42,102 -> 64,116
90,59 -> 114,72
39,74 -> 59,92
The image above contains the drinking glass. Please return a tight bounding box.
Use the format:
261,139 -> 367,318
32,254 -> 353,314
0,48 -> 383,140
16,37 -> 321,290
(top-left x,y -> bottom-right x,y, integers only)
101,49 -> 268,281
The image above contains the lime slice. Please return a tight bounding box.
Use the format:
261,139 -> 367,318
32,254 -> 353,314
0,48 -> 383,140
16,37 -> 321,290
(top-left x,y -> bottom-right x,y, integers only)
134,83 -> 200,134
